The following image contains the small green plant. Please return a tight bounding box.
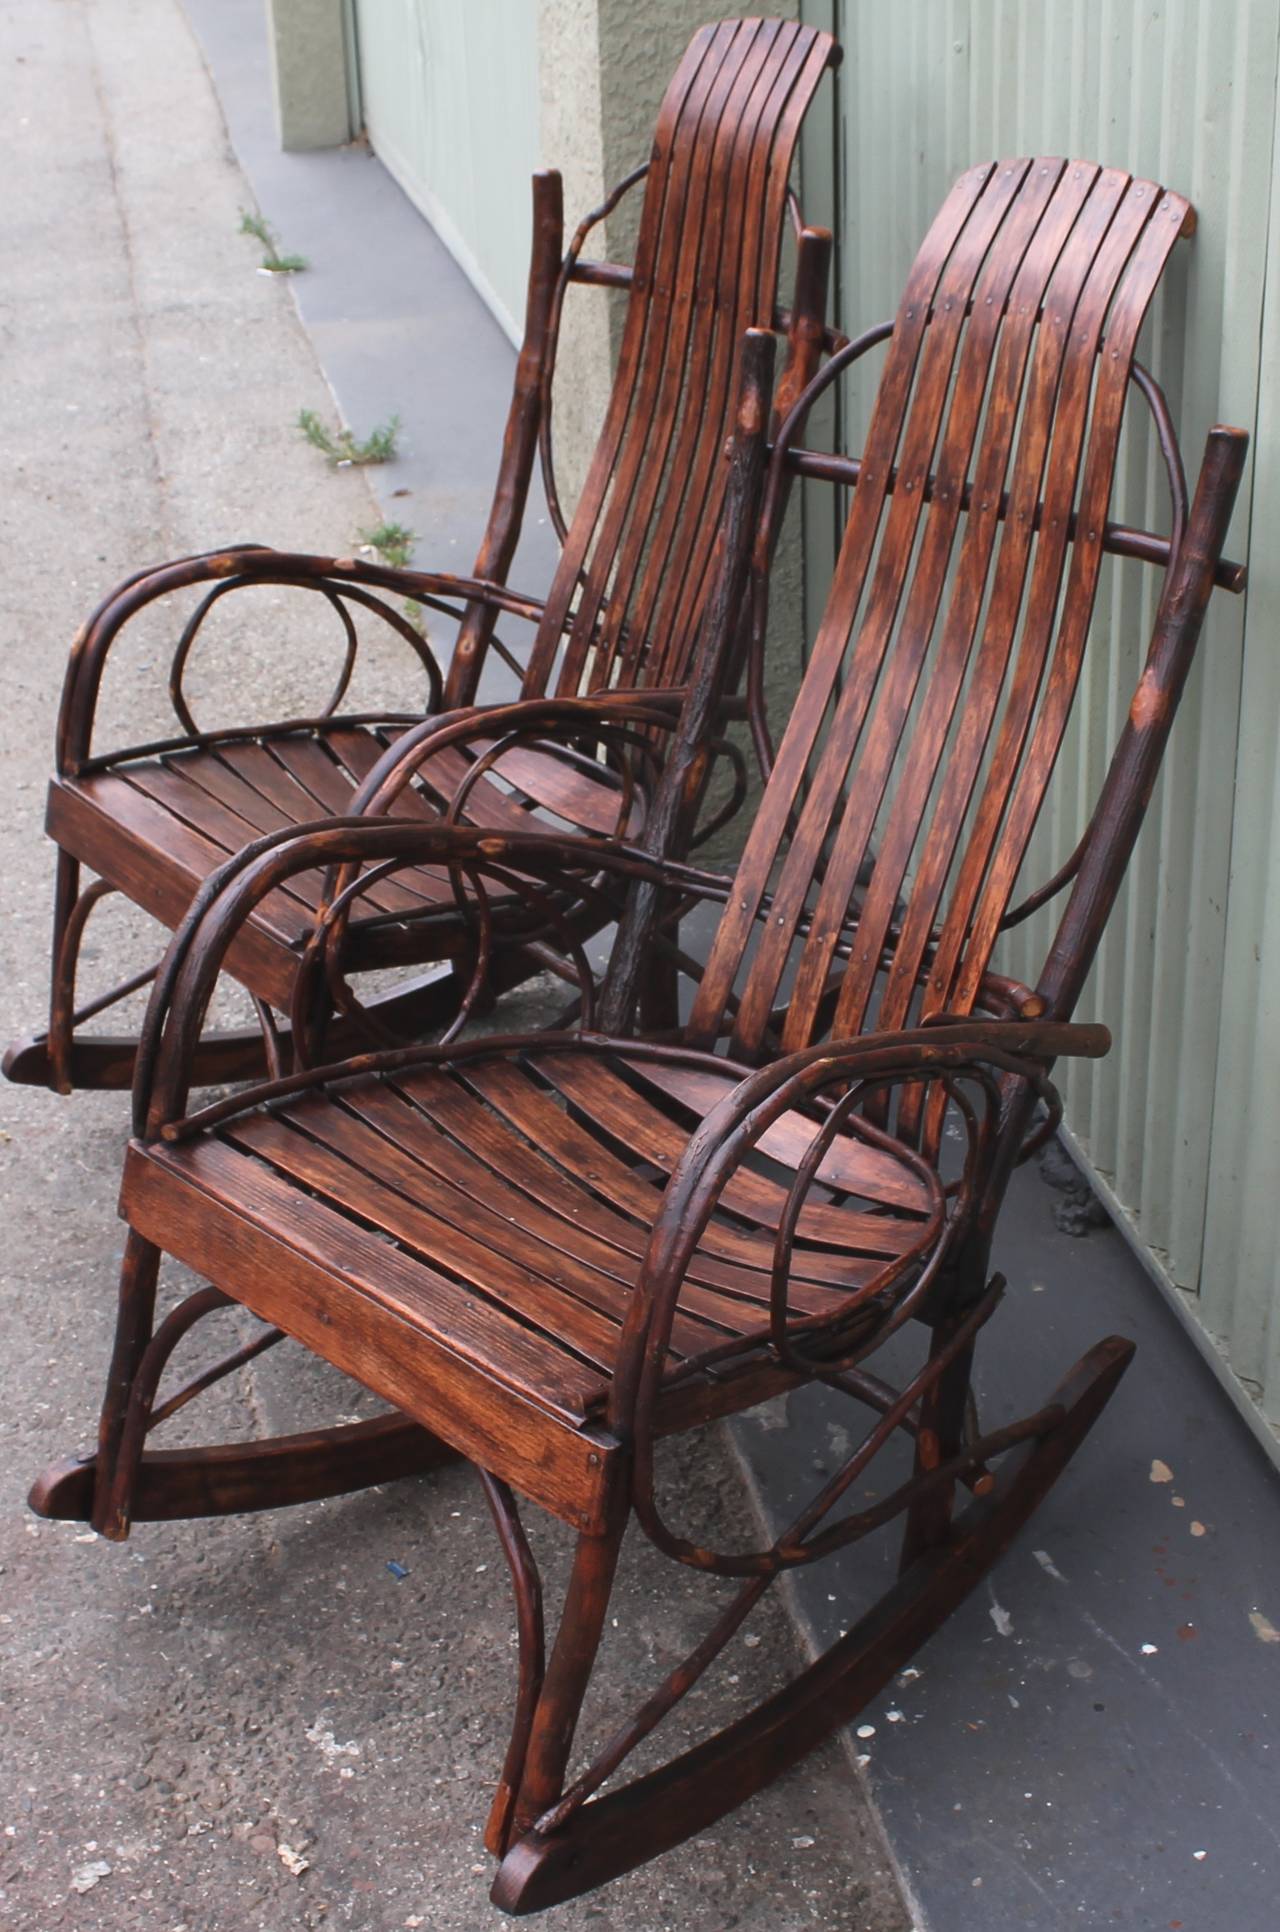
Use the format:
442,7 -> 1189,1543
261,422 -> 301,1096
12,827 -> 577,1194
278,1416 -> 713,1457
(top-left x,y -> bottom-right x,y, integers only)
357,520 -> 427,638
238,208 -> 308,273
298,407 -> 401,467
358,520 -> 416,569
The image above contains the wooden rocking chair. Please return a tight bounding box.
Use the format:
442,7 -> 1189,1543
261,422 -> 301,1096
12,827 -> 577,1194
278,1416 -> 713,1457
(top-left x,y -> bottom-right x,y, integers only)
32,158 -> 1248,1913
4,16 -> 838,1095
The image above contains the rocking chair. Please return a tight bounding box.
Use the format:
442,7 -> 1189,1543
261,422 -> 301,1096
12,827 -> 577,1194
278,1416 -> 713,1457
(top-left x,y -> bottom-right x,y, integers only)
32,158 -> 1247,1914
5,16 -> 839,1094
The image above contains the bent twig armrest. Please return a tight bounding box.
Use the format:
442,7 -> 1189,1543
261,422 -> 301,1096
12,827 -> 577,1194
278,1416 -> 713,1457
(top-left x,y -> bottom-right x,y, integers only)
55,544 -> 550,773
609,1017 -> 1111,1439
128,819 -> 737,1137
341,689 -> 691,821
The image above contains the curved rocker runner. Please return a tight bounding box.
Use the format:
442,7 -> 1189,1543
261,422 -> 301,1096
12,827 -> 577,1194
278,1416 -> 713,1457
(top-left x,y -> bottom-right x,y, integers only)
30,154 -> 1247,1914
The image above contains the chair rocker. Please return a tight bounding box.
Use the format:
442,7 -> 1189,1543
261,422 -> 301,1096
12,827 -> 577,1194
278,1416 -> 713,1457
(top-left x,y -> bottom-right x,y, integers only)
33,158 -> 1248,1914
5,16 -> 839,1096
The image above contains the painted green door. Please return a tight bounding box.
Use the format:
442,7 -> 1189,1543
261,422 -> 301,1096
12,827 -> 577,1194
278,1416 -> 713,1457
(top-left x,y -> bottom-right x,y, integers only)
353,0 -> 539,343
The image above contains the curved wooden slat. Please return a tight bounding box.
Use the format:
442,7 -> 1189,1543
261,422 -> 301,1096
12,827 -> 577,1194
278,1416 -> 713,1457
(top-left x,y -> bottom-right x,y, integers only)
688,159 -> 1195,1094
526,19 -> 835,699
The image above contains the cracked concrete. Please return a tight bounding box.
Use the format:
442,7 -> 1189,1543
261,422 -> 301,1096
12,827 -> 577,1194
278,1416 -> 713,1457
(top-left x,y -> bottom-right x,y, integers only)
0,4 -> 910,1927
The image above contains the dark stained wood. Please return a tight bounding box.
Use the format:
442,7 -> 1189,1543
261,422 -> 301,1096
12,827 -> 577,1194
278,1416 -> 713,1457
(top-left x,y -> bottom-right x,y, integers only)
122,1140 -> 620,1531
30,140 -> 1249,1920
492,1337 -> 1135,1912
17,19 -> 839,1092
29,1412 -> 459,1524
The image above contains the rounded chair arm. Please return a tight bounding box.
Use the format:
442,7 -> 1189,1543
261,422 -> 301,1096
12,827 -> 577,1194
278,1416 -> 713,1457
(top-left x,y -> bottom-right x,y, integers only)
129,818 -> 737,1139
55,544 -> 549,773
342,689 -> 690,821
608,1017 -> 1110,1440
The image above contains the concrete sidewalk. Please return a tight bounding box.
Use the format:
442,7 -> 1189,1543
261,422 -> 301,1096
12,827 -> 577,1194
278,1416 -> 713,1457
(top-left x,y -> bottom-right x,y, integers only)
0,4 -> 908,1929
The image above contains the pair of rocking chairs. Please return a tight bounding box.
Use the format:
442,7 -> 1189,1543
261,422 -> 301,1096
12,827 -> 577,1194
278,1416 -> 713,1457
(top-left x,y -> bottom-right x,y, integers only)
14,19 -> 1249,1920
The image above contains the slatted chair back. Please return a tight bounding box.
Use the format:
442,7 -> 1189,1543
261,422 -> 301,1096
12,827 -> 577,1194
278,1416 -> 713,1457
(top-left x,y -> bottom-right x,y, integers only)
682,159 -> 1198,1125
515,17 -> 836,705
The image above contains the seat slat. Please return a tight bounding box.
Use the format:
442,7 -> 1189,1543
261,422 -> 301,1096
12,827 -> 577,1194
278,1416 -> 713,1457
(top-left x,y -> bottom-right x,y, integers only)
531,1055 -> 928,1251
156,746 -> 423,919
390,1067 -> 873,1305
121,759 -> 326,913
269,1090 -> 736,1359
623,1058 -> 934,1214
210,740 -> 437,915
458,1061 -> 895,1284
350,1073 -> 868,1317
224,1110 -> 633,1376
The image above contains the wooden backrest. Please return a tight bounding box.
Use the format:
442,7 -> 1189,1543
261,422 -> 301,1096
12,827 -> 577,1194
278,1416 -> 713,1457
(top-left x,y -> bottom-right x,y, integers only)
521,17 -> 836,702
685,158 -> 1193,1065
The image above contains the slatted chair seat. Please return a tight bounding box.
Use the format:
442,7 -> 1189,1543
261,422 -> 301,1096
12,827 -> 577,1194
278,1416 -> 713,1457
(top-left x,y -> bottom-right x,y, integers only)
123,1045 -> 938,1463
50,724 -> 646,1009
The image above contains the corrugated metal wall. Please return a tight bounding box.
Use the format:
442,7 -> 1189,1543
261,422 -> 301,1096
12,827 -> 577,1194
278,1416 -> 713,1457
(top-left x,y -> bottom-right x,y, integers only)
800,0 -> 1280,1435
352,0 -> 538,342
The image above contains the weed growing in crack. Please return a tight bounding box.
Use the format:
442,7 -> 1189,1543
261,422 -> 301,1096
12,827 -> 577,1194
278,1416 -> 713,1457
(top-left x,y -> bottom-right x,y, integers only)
298,409 -> 401,467
238,209 -> 308,273
357,521 -> 428,637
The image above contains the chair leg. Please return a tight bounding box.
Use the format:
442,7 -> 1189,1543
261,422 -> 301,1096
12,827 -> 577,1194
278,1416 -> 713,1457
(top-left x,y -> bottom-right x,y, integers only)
507,1513 -> 628,1838
92,1230 -> 162,1538
897,1291 -> 991,1575
29,1228 -> 459,1534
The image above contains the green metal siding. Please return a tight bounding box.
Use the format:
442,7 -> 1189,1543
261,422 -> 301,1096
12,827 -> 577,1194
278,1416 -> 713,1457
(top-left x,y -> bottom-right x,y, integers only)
801,0 -> 1280,1437
352,0 -> 539,343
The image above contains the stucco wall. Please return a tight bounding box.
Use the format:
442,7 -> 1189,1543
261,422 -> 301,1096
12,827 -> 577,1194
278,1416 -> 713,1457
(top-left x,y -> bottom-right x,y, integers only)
533,0 -> 613,510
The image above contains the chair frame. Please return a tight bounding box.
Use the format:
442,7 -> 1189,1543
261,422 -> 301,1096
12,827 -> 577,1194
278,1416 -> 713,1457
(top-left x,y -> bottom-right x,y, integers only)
29,158 -> 1249,1915
6,17 -> 841,1095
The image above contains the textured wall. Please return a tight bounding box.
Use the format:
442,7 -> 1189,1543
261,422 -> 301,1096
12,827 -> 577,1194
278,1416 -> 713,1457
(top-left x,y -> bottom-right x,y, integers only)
534,0 -> 613,508
804,0 -> 1280,1442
